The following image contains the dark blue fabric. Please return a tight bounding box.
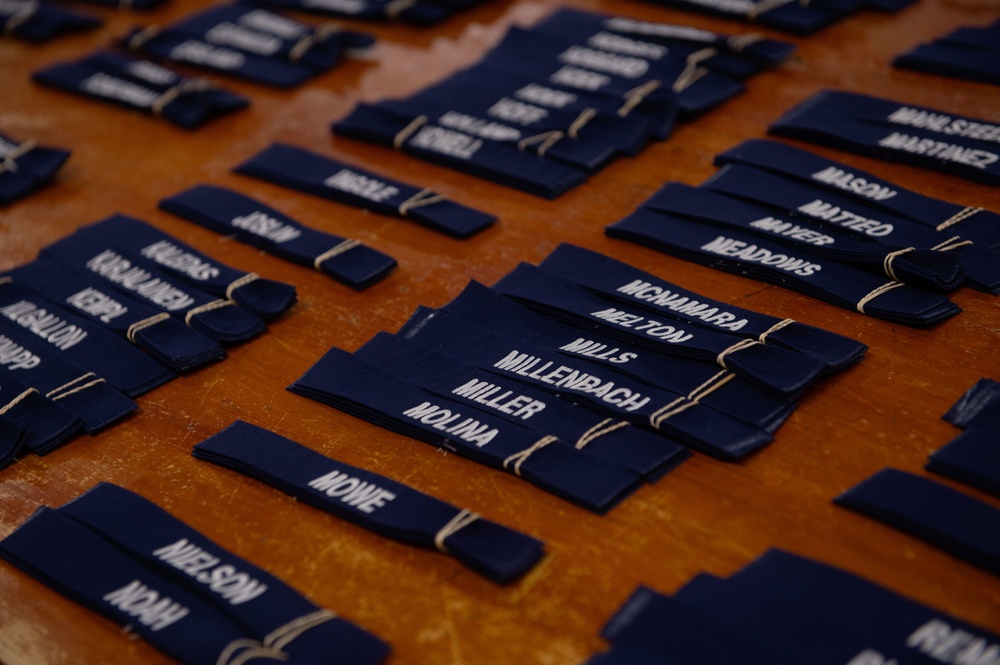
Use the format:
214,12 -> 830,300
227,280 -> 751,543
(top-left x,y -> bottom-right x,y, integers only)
159,185 -> 397,289
835,468 -> 1000,577
606,207 -> 961,327
636,0 -> 840,35
356,332 -> 691,480
0,507 -> 286,665
234,143 -> 495,237
0,369 -> 82,455
0,415 -> 24,470
0,280 -> 175,397
396,306 -> 775,460
289,346 -> 644,513
237,0 -> 456,25
123,5 -> 373,87
0,319 -> 136,434
715,139 -> 1000,251
32,52 -> 248,129
57,481 -> 390,664
927,429 -> 1000,499
643,181 -> 967,292
533,8 -> 795,69
894,42 -> 1000,86
769,90 -> 1000,186
941,378 -> 1000,429
74,0 -> 165,9
479,27 -> 746,118
194,420 -> 546,584
333,104 -> 589,199
599,585 -> 790,664
702,163 -> 1000,294
731,549 -> 1000,658
0,0 -> 100,42
435,280 -> 795,431
42,228 -> 265,344
6,258 -> 225,372
73,215 -> 296,319
537,243 -> 867,370
494,263 -> 828,395
0,132 -> 71,205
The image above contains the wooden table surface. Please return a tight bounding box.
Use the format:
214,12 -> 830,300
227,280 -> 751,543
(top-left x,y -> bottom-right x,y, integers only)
1,0 -> 999,662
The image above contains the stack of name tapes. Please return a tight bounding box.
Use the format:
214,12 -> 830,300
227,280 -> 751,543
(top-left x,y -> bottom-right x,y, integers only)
289,244 -> 866,514
241,0 -> 495,26
638,0 -> 913,35
586,548 -> 999,664
894,19 -> 1000,85
333,8 -> 794,198
607,138 -> 1000,326
0,215 -> 296,468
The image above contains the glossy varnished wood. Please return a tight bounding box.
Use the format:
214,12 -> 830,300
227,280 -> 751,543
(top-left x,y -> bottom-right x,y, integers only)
1,0 -> 999,662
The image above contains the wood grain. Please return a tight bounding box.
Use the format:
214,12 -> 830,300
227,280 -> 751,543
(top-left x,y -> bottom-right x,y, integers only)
1,0 -> 998,662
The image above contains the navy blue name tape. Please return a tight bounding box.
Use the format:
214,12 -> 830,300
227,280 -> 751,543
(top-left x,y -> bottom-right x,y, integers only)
606,207 -> 961,327
234,142 -> 495,238
0,0 -> 100,42
72,215 -> 296,320
538,243 -> 867,370
124,6 -> 374,88
159,185 -> 397,289
372,97 -> 621,173
393,72 -> 653,157
41,228 -> 266,344
702,163 -> 1000,295
194,420 -> 546,584
0,279 -> 175,397
715,138 -> 1000,251
894,35 -> 1000,86
0,316 -> 136,434
636,0 -> 840,35
289,346 -> 643,513
6,258 -> 225,372
434,280 -> 795,432
437,62 -> 678,142
835,468 -> 1000,577
672,573 -> 938,665
928,429 -> 1000,499
396,307 -> 775,460
941,378 -> 1000,430
494,262 -> 827,396
644,181 -> 967,292
599,585 -> 790,664
769,90 -> 1000,187
731,548 -> 1000,663
478,26 -> 746,119
56,481 -> 390,663
333,103 -> 589,199
0,507 -> 298,665
32,51 -> 248,129
356,332 -> 690,480
0,131 -> 71,205
76,0 -> 165,9
0,369 -> 82,455
237,0 -> 458,25
0,414 -> 24,469
547,9 -> 795,66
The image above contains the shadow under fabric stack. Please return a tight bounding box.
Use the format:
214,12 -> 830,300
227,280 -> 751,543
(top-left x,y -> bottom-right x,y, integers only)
289,244 -> 866,514
332,7 -> 795,198
606,138 -> 1000,326
0,215 -> 297,470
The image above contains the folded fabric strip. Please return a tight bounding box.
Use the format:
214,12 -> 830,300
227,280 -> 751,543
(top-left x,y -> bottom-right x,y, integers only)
194,420 -> 546,584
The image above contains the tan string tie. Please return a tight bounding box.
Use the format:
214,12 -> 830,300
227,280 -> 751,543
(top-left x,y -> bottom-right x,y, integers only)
0,387 -> 38,416
434,509 -> 481,553
225,273 -> 260,300
151,78 -> 216,118
575,418 -> 629,450
398,188 -> 445,217
393,115 -> 427,150
936,206 -> 983,232
313,239 -> 361,269
3,2 -> 36,37
882,247 -> 915,282
715,338 -> 759,370
856,281 -> 905,314
517,130 -> 564,157
262,609 -> 337,652
503,435 -> 557,477
758,318 -> 795,344
184,299 -> 234,326
617,80 -> 662,117
0,139 -> 36,175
